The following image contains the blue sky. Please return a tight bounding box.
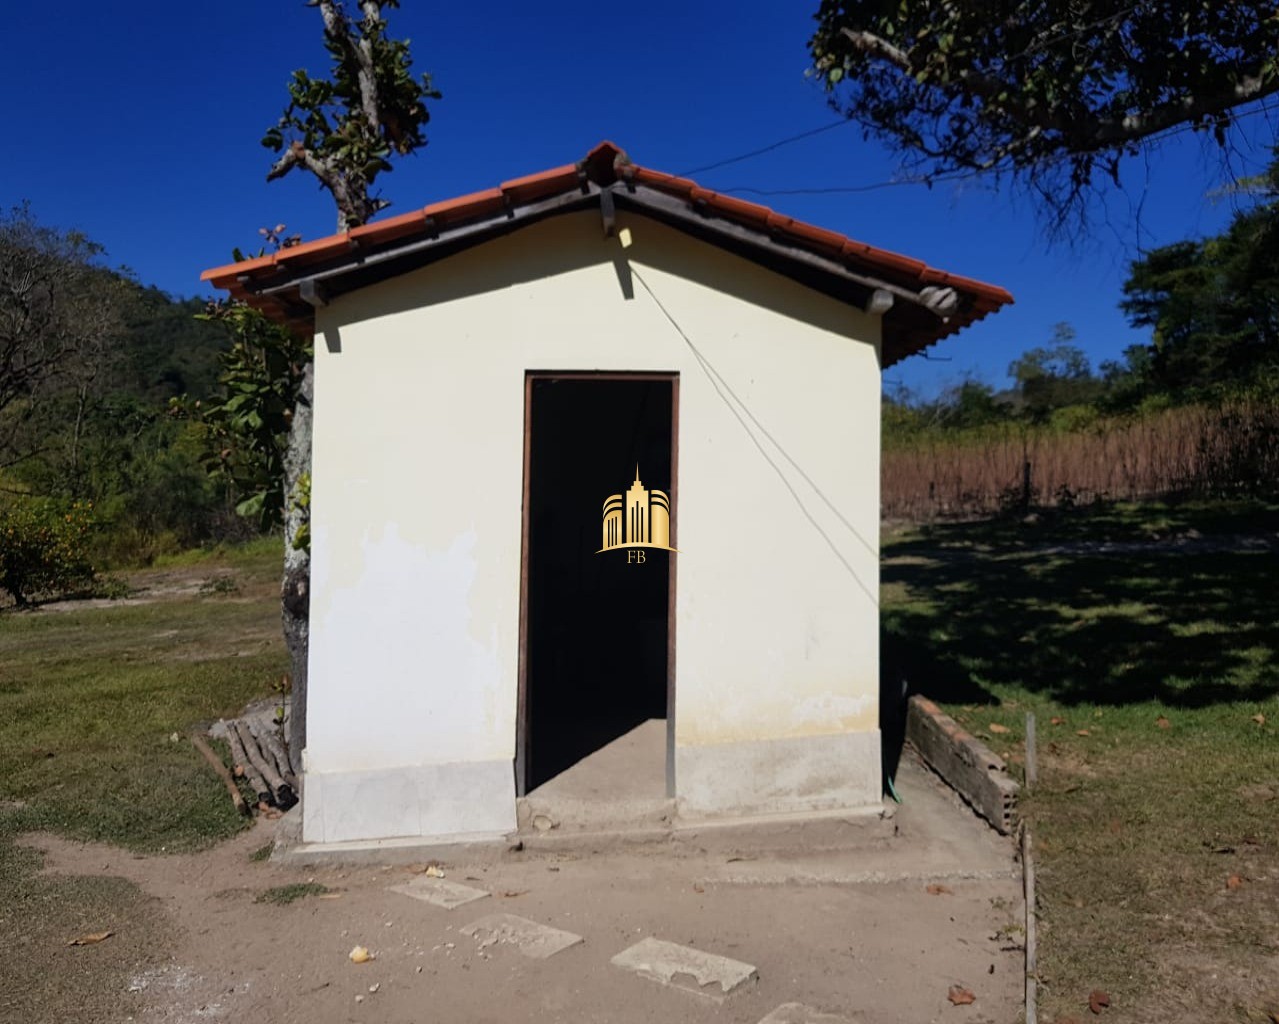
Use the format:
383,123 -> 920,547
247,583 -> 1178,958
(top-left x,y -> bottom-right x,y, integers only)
5,1 -> 1274,396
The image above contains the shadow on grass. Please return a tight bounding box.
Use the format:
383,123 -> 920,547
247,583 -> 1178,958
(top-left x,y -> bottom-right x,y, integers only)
884,544 -> 1277,708
878,506 -> 1279,781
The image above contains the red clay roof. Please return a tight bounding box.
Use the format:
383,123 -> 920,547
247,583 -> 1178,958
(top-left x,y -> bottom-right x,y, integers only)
202,141 -> 1012,363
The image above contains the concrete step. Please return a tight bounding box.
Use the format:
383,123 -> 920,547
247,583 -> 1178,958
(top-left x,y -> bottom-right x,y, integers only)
517,792 -> 676,835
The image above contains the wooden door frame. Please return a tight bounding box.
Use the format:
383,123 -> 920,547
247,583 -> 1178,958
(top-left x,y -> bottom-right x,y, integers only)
515,370 -> 680,798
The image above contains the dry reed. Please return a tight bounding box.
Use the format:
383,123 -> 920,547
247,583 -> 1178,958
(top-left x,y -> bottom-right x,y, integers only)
883,398 -> 1279,521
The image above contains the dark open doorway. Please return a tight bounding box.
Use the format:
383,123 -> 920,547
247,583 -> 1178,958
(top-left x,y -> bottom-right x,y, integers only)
517,373 -> 677,798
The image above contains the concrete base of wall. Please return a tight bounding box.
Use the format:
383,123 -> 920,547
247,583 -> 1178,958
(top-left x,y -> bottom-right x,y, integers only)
674,730 -> 882,820
301,758 -> 517,844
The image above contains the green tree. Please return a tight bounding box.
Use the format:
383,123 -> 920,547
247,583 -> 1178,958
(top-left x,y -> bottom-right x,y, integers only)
215,0 -> 440,771
1121,156 -> 1279,391
0,205 -> 132,474
0,498 -> 95,607
809,2 -> 1279,222
1008,324 -> 1099,420
262,0 -> 441,231
932,378 -> 1008,430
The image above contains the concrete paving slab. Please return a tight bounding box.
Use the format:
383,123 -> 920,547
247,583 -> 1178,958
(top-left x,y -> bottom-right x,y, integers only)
388,875 -> 491,909
611,936 -> 759,1001
460,913 -> 583,959
32,759 -> 1023,1024
758,1003 -> 860,1024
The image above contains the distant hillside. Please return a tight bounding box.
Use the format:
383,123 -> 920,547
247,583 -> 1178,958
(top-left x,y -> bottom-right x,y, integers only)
120,286 -> 229,401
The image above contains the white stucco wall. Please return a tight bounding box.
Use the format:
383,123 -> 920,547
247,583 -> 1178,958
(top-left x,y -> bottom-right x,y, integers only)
303,209 -> 882,843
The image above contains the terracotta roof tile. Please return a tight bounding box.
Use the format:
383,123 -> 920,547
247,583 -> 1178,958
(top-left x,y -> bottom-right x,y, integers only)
201,139 -> 1012,361
500,163 -> 579,204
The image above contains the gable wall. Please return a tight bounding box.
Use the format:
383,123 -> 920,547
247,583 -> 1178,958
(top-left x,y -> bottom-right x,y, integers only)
303,209 -> 882,843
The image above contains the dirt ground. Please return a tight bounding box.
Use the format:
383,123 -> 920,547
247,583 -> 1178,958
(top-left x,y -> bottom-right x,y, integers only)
20,756 -> 1023,1024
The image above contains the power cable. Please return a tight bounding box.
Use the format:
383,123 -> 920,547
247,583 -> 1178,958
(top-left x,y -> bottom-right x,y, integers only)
677,120 -> 850,178
629,265 -> 881,610
708,99 -> 1279,198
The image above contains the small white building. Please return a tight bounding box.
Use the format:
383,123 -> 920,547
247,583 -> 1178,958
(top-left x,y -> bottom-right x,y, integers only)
203,142 -> 1011,849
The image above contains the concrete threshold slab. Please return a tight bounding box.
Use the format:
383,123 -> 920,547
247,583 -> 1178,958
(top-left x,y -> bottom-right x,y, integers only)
388,876 -> 490,910
274,831 -> 514,867
611,936 -> 758,1002
758,1003 -> 861,1024
516,803 -> 892,857
275,803 -> 894,866
700,862 -> 1021,887
460,913 -> 583,959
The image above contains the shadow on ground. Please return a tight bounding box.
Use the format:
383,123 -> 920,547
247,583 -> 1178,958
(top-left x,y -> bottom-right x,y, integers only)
883,541 -> 1277,706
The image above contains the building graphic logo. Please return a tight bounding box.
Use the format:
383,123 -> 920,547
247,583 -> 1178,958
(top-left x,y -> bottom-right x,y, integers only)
598,467 -> 676,558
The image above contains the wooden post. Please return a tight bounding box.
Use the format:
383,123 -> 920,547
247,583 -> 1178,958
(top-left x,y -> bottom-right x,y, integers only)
1022,458 -> 1033,511
233,719 -> 296,809
249,717 -> 298,790
1023,824 -> 1038,1024
226,720 -> 270,806
1025,711 -> 1038,789
190,734 -> 248,816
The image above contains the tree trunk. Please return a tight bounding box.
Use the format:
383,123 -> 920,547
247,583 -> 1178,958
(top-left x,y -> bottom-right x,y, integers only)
282,362 -> 314,776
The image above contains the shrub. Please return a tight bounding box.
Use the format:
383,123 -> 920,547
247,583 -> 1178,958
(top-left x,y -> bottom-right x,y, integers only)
0,498 -> 96,607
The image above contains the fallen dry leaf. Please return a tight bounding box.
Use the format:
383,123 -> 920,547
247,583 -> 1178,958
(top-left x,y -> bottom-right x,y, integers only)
67,930 -> 113,947
1155,716 -> 1171,729
989,723 -> 1010,734
1088,989 -> 1111,1014
1076,729 -> 1091,736
1226,873 -> 1244,891
1051,716 -> 1066,726
947,984 -> 976,1006
349,945 -> 373,964
1253,713 -> 1267,726
500,889 -> 528,898
926,883 -> 953,895
692,883 -> 705,894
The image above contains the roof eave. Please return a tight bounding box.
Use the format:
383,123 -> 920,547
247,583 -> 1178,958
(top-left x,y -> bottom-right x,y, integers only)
217,183 -> 1004,366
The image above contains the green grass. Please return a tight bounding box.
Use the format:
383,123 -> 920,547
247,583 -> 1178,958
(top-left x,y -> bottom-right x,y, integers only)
887,496 -> 1279,550
0,548 -> 285,852
884,501 -> 1279,1022
0,808 -> 171,1024
254,882 -> 330,905
148,534 -> 284,572
0,541 -> 285,1022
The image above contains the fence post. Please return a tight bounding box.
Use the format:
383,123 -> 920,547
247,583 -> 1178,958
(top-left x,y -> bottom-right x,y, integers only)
1025,711 -> 1037,789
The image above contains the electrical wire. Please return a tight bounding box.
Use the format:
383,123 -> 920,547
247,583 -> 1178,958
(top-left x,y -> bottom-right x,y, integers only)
629,265 -> 881,610
677,120 -> 851,178
716,166 -> 985,197
678,98 -> 1278,200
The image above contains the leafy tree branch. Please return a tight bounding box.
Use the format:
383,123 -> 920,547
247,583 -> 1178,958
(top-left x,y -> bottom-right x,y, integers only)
261,0 -> 441,230
810,2 -> 1279,224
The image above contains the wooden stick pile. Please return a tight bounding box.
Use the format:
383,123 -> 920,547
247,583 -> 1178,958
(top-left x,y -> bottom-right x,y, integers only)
219,717 -> 298,812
